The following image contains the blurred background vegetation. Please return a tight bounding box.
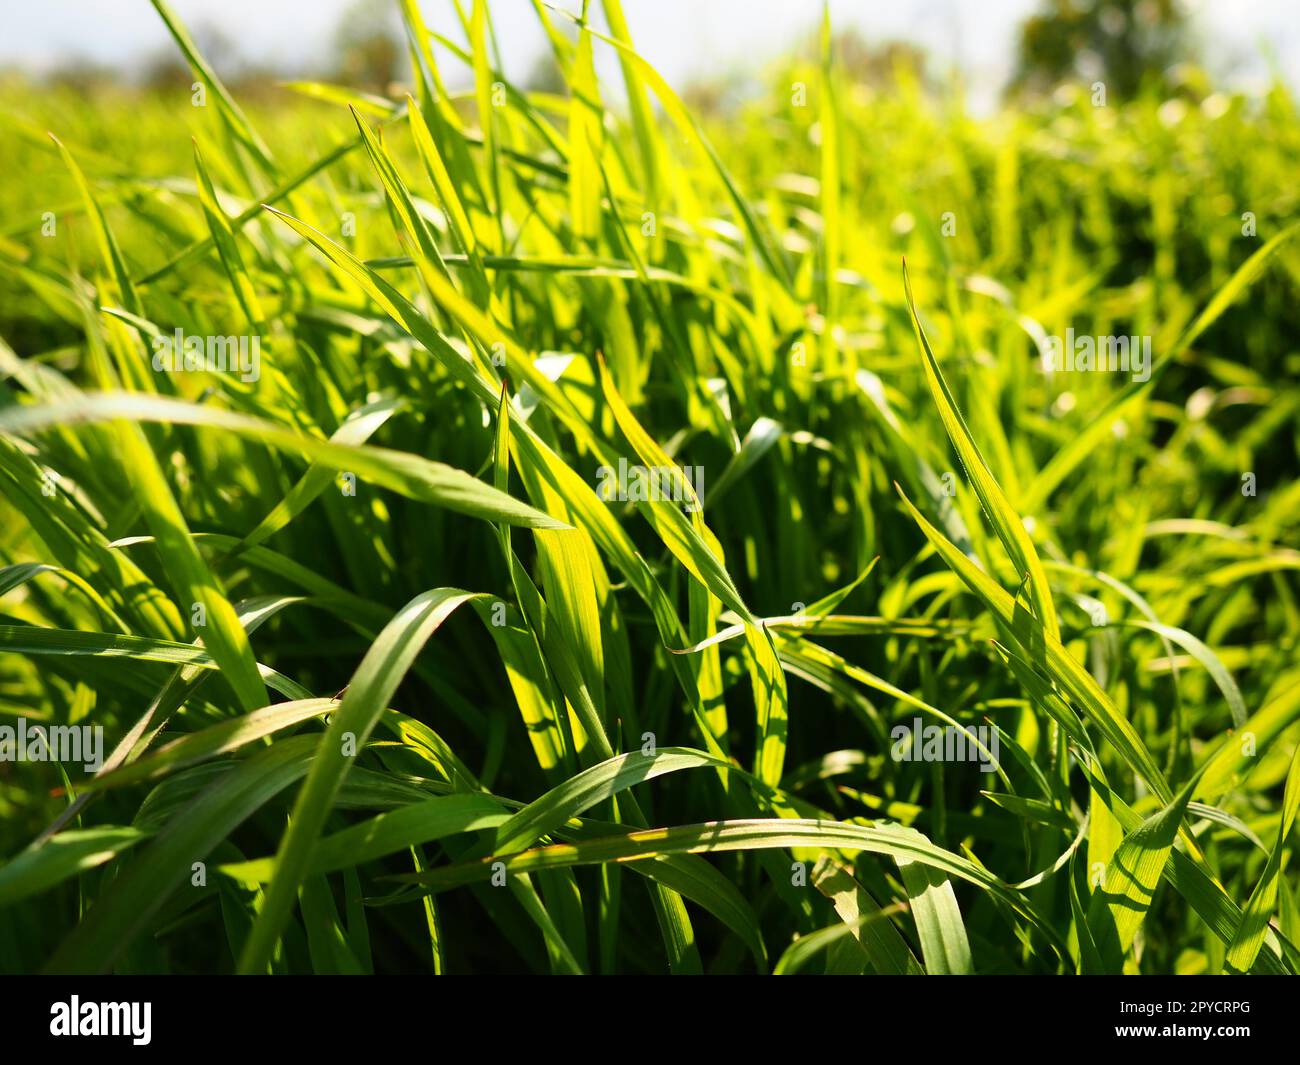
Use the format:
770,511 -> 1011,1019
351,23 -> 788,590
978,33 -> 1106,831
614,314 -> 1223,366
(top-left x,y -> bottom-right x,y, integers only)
0,0 -> 1297,974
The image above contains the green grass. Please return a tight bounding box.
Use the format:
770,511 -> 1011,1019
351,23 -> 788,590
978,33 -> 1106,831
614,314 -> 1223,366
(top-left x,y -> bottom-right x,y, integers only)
0,0 -> 1298,974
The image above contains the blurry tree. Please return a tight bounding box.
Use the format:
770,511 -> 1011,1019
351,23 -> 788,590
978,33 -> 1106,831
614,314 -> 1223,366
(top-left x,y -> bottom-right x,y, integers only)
139,51 -> 190,92
1011,0 -> 1194,98
684,29 -> 931,119
333,0 -> 403,93
141,23 -> 299,101
142,22 -> 238,92
44,58 -> 117,96
524,51 -> 567,96
828,30 -> 931,91
681,71 -> 756,118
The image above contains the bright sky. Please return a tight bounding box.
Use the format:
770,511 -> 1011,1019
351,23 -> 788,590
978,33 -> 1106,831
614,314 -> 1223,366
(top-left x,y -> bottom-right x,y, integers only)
3,0 -> 1296,112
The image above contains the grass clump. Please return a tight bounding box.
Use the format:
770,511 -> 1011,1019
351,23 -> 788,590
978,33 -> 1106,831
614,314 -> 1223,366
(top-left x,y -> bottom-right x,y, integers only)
0,0 -> 1297,975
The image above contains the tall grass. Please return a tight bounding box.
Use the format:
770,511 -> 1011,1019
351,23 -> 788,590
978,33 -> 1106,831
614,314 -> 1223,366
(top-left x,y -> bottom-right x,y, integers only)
0,0 -> 1297,974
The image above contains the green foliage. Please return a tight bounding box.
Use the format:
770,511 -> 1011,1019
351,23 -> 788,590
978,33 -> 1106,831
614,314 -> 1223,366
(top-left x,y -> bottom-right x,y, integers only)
0,0 -> 1297,975
1013,0 -> 1193,99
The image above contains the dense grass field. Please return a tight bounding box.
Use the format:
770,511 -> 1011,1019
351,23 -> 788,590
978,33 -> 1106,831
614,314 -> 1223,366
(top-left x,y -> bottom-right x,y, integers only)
0,0 -> 1298,975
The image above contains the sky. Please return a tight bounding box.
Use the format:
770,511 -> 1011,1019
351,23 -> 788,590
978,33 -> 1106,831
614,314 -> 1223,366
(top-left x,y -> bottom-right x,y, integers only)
2,0 -> 1296,113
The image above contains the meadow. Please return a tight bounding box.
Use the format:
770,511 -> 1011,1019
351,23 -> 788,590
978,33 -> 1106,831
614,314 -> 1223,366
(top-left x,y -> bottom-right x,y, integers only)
0,0 -> 1297,975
